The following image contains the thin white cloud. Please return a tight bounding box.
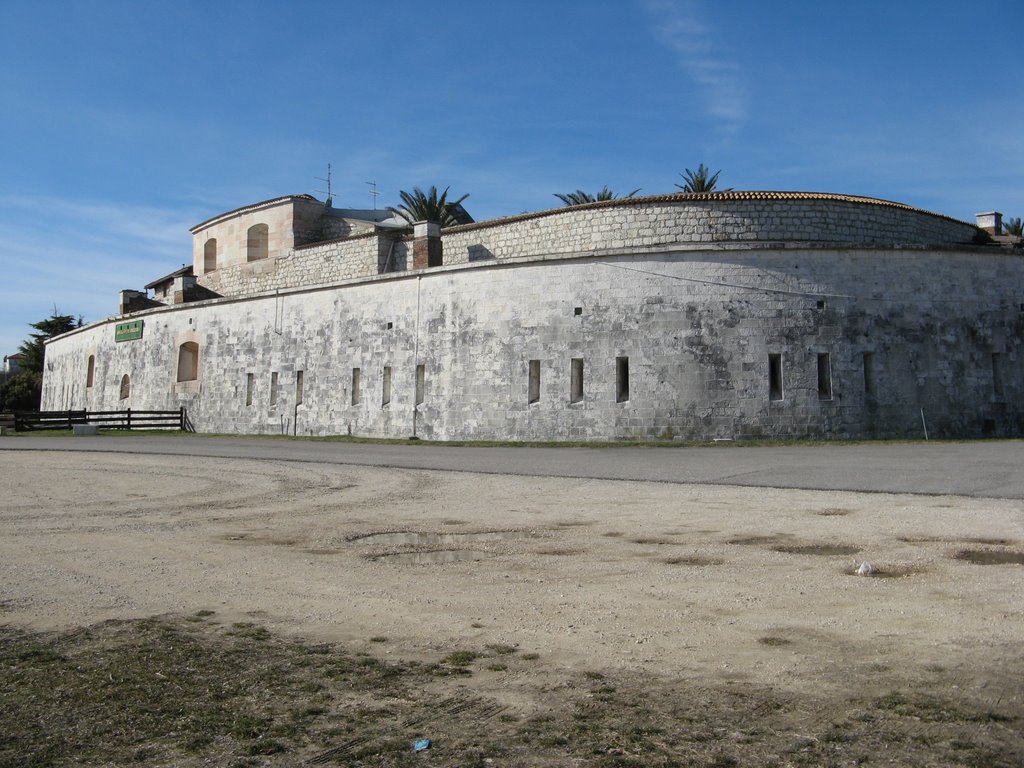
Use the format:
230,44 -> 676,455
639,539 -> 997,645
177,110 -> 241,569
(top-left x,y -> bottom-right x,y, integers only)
0,194 -> 200,354
642,0 -> 747,135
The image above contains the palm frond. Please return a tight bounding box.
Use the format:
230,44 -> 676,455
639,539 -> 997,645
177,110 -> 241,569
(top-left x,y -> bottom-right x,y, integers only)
674,164 -> 724,193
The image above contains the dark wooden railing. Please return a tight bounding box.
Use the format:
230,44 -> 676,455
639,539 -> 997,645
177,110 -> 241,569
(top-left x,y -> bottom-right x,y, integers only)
13,407 -> 191,432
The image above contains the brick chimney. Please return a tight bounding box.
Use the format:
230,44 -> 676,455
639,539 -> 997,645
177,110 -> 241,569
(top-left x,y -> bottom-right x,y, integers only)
412,221 -> 442,269
976,211 -> 1003,235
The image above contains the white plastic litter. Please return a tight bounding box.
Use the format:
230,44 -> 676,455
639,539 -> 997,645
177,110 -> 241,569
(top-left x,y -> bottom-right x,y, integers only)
856,562 -> 873,576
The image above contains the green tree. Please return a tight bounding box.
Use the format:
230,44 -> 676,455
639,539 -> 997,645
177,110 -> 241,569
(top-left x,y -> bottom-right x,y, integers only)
16,311 -> 82,373
1004,216 -> 1023,237
675,164 -> 728,193
0,370 -> 42,412
389,186 -> 469,227
554,186 -> 641,206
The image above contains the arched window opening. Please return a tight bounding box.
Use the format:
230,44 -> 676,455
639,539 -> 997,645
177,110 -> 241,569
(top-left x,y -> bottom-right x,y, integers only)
119,374 -> 130,400
177,342 -> 199,382
204,238 -> 218,272
86,355 -> 95,388
246,224 -> 269,262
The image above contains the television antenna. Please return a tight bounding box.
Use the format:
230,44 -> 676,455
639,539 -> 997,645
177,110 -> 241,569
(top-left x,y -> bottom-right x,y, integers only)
315,163 -> 333,205
366,180 -> 381,209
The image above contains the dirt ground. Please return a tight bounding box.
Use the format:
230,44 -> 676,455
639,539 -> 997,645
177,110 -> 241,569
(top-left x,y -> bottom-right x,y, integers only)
2,449 -> 1023,765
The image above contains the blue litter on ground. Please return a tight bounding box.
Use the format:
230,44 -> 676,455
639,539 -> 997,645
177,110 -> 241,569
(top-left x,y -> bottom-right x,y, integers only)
414,738 -> 431,752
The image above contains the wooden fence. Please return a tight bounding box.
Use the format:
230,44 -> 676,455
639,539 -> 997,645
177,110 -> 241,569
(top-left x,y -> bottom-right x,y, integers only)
12,408 -> 192,432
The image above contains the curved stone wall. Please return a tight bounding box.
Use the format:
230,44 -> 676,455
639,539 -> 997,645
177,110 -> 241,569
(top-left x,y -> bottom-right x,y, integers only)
42,240 -> 1023,441
192,193 -> 981,301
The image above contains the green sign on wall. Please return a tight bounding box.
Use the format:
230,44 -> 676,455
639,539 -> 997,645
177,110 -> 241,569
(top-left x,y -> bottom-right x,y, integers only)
115,320 -> 144,342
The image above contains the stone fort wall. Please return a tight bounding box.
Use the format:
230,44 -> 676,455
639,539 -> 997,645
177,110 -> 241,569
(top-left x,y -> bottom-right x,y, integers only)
192,194 -> 980,301
42,236 -> 1024,441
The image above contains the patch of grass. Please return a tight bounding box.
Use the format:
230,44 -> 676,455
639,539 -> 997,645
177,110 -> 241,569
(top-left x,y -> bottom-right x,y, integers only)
486,663 -> 508,672
369,636 -> 388,643
470,621 -> 485,628
0,618 -> 431,767
772,542 -> 861,556
485,643 -> 517,656
661,555 -> 724,566
3,617 -> 1021,767
521,652 -> 540,661
630,536 -> 678,545
443,650 -> 481,666
953,548 -> 1024,566
757,636 -> 793,647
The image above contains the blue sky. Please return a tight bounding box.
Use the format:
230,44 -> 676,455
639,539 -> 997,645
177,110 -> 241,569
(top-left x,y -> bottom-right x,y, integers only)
1,0 -> 1021,355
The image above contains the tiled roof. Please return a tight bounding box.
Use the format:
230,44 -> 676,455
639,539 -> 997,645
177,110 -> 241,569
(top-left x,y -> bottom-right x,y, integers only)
144,265 -> 194,290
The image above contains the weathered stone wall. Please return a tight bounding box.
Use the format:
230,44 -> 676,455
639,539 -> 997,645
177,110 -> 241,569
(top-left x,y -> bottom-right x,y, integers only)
191,198 -> 299,276
43,244 -> 1024,441
191,194 -> 980,300
440,197 -> 978,266
198,233 -> 384,296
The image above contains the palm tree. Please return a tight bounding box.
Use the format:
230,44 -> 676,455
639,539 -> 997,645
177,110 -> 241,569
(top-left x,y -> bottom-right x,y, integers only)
554,186 -> 641,206
675,164 -> 727,193
389,186 -> 469,227
1004,216 -> 1023,237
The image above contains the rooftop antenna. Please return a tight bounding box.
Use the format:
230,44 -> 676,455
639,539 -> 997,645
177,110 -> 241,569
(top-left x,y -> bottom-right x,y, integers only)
366,180 -> 381,210
315,163 -> 333,207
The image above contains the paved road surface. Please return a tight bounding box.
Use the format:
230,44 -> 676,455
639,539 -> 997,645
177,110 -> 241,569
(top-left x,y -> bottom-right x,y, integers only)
4,436 -> 1024,499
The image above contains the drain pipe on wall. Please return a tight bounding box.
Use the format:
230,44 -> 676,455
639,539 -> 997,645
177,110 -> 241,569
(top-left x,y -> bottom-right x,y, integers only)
411,275 -> 422,439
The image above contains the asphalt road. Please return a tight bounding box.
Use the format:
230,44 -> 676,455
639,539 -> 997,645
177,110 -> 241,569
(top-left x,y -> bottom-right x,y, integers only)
4,435 -> 1024,500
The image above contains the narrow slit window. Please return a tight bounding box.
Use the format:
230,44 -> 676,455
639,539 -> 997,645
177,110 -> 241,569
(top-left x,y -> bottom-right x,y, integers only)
295,370 -> 304,405
616,356 -> 630,403
86,355 -> 95,388
382,366 -> 392,406
245,373 -> 254,406
570,358 -> 584,403
351,368 -> 361,405
415,364 -> 425,405
270,372 -> 279,406
119,374 -> 130,401
528,359 -> 540,404
863,352 -> 875,395
768,353 -> 783,401
817,353 -> 832,401
992,352 -> 1004,397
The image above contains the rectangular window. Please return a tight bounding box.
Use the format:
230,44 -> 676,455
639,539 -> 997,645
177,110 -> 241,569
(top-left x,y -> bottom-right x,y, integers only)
570,358 -> 584,403
817,353 -> 832,401
382,366 -> 392,406
415,364 -> 425,405
528,359 -> 540,404
270,372 -> 279,406
616,356 -> 630,403
992,352 -> 1004,397
863,352 -> 875,396
768,354 -> 783,401
351,368 -> 361,405
245,373 -> 254,406
295,370 -> 304,405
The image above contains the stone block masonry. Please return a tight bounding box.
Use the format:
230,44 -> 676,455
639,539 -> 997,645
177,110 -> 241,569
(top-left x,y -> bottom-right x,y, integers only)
42,240 -> 1024,441
191,194 -> 981,301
